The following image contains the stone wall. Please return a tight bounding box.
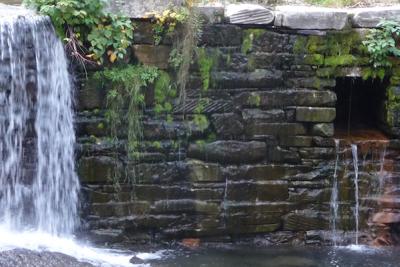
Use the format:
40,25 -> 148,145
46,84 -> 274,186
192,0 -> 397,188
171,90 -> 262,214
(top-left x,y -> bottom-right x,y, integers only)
76,8 -> 400,245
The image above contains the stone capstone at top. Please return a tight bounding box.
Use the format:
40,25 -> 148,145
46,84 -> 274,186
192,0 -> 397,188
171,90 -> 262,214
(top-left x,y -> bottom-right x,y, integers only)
105,1 -> 400,30
274,6 -> 348,30
225,4 -> 274,25
350,6 -> 400,28
106,0 -> 184,19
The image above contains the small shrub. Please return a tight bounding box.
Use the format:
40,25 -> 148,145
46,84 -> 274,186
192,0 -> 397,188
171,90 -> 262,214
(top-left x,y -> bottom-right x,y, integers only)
363,20 -> 400,68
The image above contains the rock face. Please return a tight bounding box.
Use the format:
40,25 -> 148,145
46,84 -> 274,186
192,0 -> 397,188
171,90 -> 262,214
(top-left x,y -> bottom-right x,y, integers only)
76,6 -> 400,247
188,141 -> 267,164
350,6 -> 400,28
296,107 -> 336,122
274,6 -> 348,30
133,45 -> 171,69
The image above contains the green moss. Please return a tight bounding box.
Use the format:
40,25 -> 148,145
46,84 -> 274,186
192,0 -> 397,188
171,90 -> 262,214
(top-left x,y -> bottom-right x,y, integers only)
196,47 -> 214,92
241,29 -> 265,54
248,93 -> 261,107
306,36 -> 325,54
361,67 -> 386,80
324,31 -> 362,56
316,67 -> 336,78
193,114 -> 209,131
195,140 -> 207,151
293,36 -> 307,54
247,56 -> 256,72
97,122 -> 105,129
324,55 -> 356,67
291,31 -> 373,82
314,78 -> 322,90
390,67 -> 400,84
206,132 -> 217,143
386,86 -> 400,126
304,54 -> 324,65
392,67 -> 400,77
152,141 -> 162,149
226,53 -> 232,66
154,71 -> 176,116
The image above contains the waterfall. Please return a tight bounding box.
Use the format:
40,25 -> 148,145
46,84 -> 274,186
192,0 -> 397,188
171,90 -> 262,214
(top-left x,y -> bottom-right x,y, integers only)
330,139 -> 340,246
378,145 -> 387,193
351,144 -> 359,245
0,7 -> 79,236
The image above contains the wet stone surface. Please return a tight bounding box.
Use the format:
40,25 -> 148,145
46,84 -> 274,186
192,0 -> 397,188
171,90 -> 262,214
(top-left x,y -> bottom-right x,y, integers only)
76,15 -> 400,245
0,249 -> 94,267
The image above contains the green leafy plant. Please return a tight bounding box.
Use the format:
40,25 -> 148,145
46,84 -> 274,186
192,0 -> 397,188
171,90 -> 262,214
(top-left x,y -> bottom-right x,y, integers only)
154,71 -> 177,120
24,0 -> 134,64
169,48 -> 184,70
148,7 -> 190,45
192,99 -> 209,131
94,65 -> 161,158
363,20 -> 400,68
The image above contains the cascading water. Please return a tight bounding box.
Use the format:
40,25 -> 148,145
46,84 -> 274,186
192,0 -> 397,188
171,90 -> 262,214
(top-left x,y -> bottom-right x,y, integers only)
378,145 -> 387,193
351,144 -> 359,245
330,139 -> 340,246
0,5 -> 159,266
0,6 -> 79,236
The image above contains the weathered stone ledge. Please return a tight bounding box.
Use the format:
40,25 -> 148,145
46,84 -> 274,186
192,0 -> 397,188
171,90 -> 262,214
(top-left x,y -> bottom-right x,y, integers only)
107,1 -> 400,29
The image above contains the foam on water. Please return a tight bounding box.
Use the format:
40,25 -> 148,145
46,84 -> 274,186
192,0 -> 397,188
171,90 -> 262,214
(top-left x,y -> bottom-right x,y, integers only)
342,244 -> 379,254
0,226 -> 156,266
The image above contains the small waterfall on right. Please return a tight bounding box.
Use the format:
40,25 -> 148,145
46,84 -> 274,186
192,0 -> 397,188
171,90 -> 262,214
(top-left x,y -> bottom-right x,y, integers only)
351,144 -> 360,245
328,139 -> 394,247
330,139 -> 340,246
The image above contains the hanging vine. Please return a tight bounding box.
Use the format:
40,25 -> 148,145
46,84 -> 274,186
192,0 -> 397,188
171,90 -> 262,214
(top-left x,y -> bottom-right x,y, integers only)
94,65 -> 162,158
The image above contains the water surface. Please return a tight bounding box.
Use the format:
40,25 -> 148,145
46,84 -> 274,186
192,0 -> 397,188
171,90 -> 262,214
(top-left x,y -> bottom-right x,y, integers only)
151,245 -> 400,267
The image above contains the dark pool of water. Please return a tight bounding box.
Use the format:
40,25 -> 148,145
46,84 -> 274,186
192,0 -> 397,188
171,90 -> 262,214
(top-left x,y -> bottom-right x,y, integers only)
149,245 -> 400,267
